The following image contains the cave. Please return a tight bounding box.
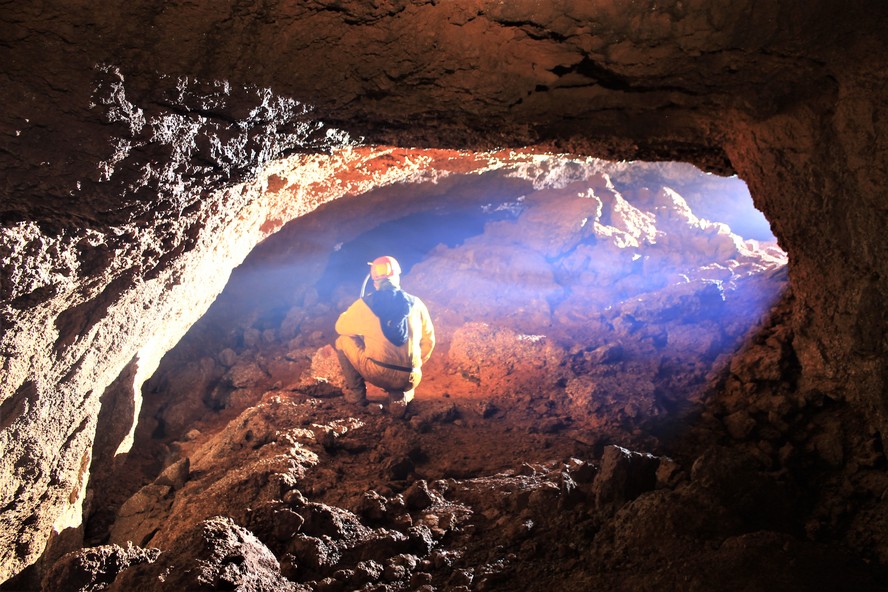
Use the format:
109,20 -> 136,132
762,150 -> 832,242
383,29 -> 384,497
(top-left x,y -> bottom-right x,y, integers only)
2,2 -> 888,591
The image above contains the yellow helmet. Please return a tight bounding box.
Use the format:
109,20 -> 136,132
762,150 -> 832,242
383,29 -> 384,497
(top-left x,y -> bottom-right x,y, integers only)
369,256 -> 401,281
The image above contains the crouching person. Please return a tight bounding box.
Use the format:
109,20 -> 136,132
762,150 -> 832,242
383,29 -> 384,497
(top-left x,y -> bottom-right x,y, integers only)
335,256 -> 435,418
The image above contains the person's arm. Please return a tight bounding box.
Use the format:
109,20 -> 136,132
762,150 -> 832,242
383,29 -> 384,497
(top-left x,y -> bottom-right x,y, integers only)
417,299 -> 435,364
335,299 -> 366,336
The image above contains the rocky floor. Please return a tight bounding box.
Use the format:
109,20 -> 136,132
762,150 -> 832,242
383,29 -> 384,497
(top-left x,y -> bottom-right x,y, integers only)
53,320 -> 887,591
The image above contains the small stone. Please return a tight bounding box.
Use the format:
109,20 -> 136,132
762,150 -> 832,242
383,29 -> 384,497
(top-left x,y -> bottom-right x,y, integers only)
155,457 -> 190,490
283,489 -> 307,507
591,445 -> 660,510
410,572 -> 434,587
218,348 -> 238,367
449,569 -> 474,587
655,457 -> 684,488
384,562 -> 407,582
724,410 -> 756,439
404,480 -> 437,510
408,525 -> 435,555
393,513 -> 414,529
357,491 -> 388,522
388,399 -> 409,419
566,458 -> 598,483
272,508 -> 305,540
354,560 -> 384,583
243,327 -> 261,348
315,576 -> 343,592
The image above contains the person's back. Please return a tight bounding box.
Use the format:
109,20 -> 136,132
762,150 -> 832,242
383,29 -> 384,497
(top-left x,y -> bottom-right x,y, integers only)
334,256 -> 434,417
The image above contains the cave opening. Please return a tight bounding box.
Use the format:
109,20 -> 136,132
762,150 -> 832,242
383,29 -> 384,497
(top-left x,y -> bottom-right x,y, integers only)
4,1 -> 888,587
75,153 -> 793,591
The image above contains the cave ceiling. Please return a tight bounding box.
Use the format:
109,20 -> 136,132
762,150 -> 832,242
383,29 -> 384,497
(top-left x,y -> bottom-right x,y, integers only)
3,0 -> 884,225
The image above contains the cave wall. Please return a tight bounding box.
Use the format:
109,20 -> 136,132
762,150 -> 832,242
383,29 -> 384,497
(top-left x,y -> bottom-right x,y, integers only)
2,0 -> 888,583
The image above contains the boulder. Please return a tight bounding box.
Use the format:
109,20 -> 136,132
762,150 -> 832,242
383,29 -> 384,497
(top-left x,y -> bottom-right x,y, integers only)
43,544 -> 160,592
108,517 -> 299,592
591,445 -> 661,510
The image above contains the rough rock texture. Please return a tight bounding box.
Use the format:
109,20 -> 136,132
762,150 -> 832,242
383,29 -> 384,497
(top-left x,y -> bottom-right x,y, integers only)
108,517 -> 301,592
2,0 -> 888,586
52,175 -> 864,592
0,146 -> 525,583
42,543 -> 160,592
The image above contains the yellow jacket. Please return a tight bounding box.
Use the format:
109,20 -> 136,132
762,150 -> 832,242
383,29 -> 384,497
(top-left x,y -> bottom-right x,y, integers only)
335,292 -> 435,371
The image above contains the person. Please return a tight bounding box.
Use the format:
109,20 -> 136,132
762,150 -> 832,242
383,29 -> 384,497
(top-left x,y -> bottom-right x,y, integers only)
334,255 -> 435,417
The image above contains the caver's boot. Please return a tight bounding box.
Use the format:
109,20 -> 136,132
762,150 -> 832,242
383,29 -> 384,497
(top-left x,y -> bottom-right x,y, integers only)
385,389 -> 414,418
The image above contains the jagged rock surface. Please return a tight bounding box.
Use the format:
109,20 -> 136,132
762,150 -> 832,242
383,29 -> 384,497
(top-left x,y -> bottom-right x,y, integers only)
2,0 -> 888,587
43,176 -> 885,590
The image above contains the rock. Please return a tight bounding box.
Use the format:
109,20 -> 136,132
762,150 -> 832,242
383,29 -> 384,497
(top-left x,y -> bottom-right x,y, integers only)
404,481 -> 439,511
243,328 -> 262,349
565,458 -> 598,484
109,483 -> 174,547
383,561 -> 407,582
419,402 -> 459,425
446,323 -> 567,392
289,536 -> 338,572
357,491 -> 388,523
246,502 -> 306,548
407,525 -> 436,555
280,308 -> 306,340
43,543 -> 160,592
293,345 -> 346,393
228,361 -> 269,389
587,343 -> 625,366
723,410 -> 757,440
689,447 -> 796,531
565,370 -> 661,433
107,517 -> 297,592
155,457 -> 190,491
218,348 -> 238,368
352,559 -> 383,584
591,445 -> 661,510
228,388 -> 265,410
618,280 -> 726,326
558,470 -> 579,503
155,357 -> 224,436
314,576 -> 342,592
655,457 -> 684,489
410,244 -> 560,332
297,503 -> 371,541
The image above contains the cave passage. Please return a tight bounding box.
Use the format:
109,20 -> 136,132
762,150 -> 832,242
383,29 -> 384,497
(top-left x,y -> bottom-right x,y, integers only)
4,1 -> 886,587
317,202 -> 522,302
70,154 -> 798,592
134,155 -> 788,451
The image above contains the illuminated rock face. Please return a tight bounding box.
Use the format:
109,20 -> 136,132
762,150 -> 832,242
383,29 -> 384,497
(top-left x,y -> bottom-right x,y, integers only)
1,0 -> 887,585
